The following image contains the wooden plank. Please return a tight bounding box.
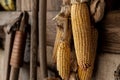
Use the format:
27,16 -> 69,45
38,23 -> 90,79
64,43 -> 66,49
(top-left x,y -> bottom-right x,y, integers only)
46,11 -> 58,46
39,0 -> 48,78
0,11 -> 57,46
47,0 -> 62,11
0,50 -> 4,80
0,11 -> 58,46
3,33 -> 14,80
0,12 -> 22,25
21,0 -> 31,11
30,0 -> 39,79
93,53 -> 120,80
16,0 -> 21,11
19,64 -> 30,80
99,10 -> 120,53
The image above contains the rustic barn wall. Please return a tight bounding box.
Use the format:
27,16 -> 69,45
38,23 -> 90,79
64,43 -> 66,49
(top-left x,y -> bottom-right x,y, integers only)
0,0 -> 120,80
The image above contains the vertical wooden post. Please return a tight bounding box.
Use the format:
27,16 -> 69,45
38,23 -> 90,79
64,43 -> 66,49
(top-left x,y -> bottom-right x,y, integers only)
16,0 -> 21,11
39,0 -> 48,79
30,0 -> 39,80
10,68 -> 20,80
3,32 -> 15,80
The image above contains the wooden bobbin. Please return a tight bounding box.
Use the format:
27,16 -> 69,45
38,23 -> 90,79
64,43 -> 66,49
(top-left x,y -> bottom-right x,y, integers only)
10,31 -> 26,68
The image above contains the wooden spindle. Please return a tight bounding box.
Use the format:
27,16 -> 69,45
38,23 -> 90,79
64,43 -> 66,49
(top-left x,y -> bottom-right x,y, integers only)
30,0 -> 39,80
9,12 -> 28,80
39,0 -> 48,79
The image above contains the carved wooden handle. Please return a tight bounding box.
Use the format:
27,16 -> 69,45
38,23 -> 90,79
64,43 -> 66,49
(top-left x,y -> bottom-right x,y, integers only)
10,31 -> 26,68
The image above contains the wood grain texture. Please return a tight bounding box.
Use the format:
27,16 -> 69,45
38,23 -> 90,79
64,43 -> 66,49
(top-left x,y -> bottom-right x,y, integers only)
0,50 -> 4,80
21,0 -> 31,11
46,11 -> 58,46
39,0 -> 48,78
30,0 -> 39,80
17,0 -> 61,11
16,0 -> 21,11
93,53 -> 120,80
10,68 -> 20,80
0,12 -> 58,46
99,10 -> 120,53
19,64 -> 30,80
47,0 -> 62,11
3,33 -> 14,80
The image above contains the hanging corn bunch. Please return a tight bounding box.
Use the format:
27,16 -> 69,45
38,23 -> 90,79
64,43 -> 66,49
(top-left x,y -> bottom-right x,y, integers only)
71,0 -> 92,70
78,28 -> 98,80
0,0 -> 15,10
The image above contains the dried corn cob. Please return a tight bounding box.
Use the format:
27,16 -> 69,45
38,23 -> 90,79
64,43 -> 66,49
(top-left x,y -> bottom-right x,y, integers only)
56,17 -> 71,80
52,27 -> 63,63
52,3 -> 71,63
57,41 -> 70,80
71,2 -> 92,70
78,28 -> 98,80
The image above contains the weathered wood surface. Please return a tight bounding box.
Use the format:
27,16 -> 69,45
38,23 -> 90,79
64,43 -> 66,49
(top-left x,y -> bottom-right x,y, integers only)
21,0 -> 31,11
19,64 -> 30,80
99,10 -> 120,53
0,11 -> 57,46
0,50 -> 4,80
16,0 -> 21,11
93,53 -> 120,80
0,12 -> 57,46
3,33 -> 15,80
16,0 -> 61,11
47,0 -> 61,11
39,0 -> 48,79
30,0 -> 39,79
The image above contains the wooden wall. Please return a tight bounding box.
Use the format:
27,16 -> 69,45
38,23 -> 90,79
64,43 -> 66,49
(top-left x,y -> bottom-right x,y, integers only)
0,0 -> 61,80
0,0 -> 120,80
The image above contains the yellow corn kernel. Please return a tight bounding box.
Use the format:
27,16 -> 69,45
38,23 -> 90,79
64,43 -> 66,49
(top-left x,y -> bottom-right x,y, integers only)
78,28 -> 98,80
71,3 -> 92,70
52,27 -> 63,63
57,41 -> 70,80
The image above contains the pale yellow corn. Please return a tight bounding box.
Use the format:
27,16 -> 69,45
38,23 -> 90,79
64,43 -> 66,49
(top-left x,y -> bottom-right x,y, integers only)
71,3 -> 92,69
78,28 -> 98,80
57,41 -> 70,80
52,27 -> 63,63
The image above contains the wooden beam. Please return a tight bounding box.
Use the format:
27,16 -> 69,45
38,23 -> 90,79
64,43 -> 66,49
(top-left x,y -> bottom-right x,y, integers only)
21,0 -> 31,11
98,10 -> 120,53
47,0 -> 61,11
30,0 -> 39,80
3,33 -> 15,80
39,0 -> 48,79
16,0 -> 21,11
